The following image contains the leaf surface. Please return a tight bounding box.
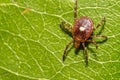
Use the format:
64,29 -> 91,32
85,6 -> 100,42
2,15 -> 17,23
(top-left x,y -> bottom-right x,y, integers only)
0,0 -> 120,80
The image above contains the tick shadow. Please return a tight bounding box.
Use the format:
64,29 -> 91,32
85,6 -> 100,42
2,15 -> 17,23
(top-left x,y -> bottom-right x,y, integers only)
87,47 -> 98,60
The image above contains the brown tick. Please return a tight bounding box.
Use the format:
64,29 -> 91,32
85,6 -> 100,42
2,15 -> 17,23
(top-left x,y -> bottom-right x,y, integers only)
60,0 -> 107,65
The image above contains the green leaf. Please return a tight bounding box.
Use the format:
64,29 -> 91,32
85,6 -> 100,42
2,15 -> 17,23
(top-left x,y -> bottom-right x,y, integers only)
0,0 -> 120,80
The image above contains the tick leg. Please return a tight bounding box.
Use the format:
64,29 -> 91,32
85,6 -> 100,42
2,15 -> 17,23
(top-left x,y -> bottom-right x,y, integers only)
86,40 -> 98,49
63,40 -> 73,61
82,43 -> 88,66
60,21 -> 72,33
94,17 -> 106,30
74,0 -> 78,22
90,35 -> 107,39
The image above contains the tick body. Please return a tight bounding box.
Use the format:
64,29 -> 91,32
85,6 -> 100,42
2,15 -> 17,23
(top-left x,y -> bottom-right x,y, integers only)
73,17 -> 94,48
60,0 -> 107,65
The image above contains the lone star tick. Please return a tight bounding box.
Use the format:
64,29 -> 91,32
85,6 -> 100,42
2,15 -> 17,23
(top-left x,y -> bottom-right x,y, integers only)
60,0 -> 107,65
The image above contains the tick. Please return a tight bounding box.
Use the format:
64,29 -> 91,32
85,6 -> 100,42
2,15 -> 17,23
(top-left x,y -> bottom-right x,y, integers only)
60,0 -> 107,65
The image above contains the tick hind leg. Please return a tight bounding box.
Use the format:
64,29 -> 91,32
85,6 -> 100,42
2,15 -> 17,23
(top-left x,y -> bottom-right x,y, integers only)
63,40 -> 73,61
82,43 -> 88,66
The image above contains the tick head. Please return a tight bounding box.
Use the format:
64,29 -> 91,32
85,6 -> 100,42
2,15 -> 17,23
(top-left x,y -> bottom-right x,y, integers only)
74,41 -> 80,49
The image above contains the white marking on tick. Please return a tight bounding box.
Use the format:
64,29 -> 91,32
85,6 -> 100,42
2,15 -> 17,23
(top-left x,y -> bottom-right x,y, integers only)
79,26 -> 85,31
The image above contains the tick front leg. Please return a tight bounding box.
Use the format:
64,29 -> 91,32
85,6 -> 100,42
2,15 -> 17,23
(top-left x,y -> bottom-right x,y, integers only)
60,21 -> 72,33
63,40 -> 73,61
86,40 -> 98,49
74,0 -> 78,22
82,43 -> 88,66
94,17 -> 106,30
